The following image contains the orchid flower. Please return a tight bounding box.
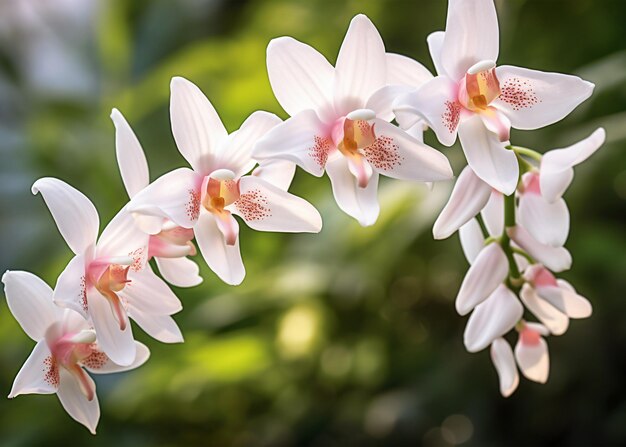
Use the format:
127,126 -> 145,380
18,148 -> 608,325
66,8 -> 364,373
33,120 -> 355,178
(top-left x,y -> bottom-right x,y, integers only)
127,77 -> 322,286
393,0 -> 594,195
2,270 -> 150,434
253,14 -> 453,226
111,108 -> 202,288
32,178 -> 183,366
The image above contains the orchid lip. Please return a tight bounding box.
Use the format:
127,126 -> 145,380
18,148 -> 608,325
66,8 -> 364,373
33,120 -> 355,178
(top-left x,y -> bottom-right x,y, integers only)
209,169 -> 236,181
67,330 -> 97,345
346,108 -> 376,121
467,60 -> 496,75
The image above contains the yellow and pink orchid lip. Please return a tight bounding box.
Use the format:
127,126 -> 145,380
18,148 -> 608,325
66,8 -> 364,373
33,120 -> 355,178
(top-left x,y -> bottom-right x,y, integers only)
201,170 -> 241,246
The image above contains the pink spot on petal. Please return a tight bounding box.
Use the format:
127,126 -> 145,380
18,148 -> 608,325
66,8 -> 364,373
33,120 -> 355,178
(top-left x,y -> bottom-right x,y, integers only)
309,136 -> 332,168
363,135 -> 403,171
43,356 -> 60,388
79,276 -> 87,312
128,247 -> 145,272
185,189 -> 200,221
442,101 -> 461,133
520,327 -> 541,346
81,348 -> 108,370
499,78 -> 541,111
235,189 -> 271,221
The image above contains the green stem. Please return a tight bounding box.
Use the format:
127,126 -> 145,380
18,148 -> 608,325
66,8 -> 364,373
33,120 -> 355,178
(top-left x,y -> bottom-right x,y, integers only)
506,145 -> 543,162
501,192 -> 521,283
512,247 -> 534,264
475,214 -> 490,239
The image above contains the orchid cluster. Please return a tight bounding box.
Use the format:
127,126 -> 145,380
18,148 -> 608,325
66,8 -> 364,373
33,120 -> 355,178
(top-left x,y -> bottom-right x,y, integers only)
3,0 -> 604,433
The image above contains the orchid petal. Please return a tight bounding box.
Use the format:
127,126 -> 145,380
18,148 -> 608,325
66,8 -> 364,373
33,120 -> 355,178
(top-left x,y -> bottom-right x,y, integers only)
111,108 -> 149,198
507,226 -> 572,272
128,309 -> 184,343
155,257 -> 202,288
426,31 -> 446,77
490,338 -> 519,397
31,178 -> 99,255
458,115 -> 518,195
456,242 -> 509,315
518,192 -> 570,247
494,65 -> 594,130
459,219 -> 485,265
170,76 -> 228,175
334,14 -> 386,116
433,165 -> 491,239
53,254 -> 89,317
464,285 -> 523,353
56,368 -> 100,435
481,191 -> 504,236
97,208 -> 149,265
231,176 -> 322,233
120,266 -> 182,315
82,342 -> 150,374
251,159 -> 296,191
366,85 -> 413,122
515,335 -> 549,384
540,279 -> 592,319
520,284 -> 569,336
386,52 -> 433,88
8,340 -> 57,397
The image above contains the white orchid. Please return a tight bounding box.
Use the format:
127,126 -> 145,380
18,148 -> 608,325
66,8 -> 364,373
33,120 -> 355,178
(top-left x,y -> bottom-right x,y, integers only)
3,271 -> 149,434
253,14 -> 453,226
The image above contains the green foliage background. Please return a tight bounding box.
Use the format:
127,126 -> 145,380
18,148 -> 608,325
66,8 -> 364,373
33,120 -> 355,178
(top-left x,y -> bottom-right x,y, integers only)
0,0 -> 624,445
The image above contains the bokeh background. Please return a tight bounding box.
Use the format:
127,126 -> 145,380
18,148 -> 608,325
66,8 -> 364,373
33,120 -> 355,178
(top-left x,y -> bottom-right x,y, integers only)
0,0 -> 625,445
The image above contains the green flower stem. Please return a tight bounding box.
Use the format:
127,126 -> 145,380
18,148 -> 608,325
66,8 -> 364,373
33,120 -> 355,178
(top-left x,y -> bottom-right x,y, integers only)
475,213 -> 490,239
501,191 -> 522,285
506,145 -> 543,162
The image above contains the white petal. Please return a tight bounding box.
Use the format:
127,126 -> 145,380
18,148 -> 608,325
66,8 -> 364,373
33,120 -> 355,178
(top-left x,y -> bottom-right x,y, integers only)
456,242 -> 509,315
253,109 -> 331,177
464,285 -> 523,353
31,178 -> 99,255
539,280 -> 592,319
155,256 -> 202,288
433,165 -> 491,239
96,207 -> 149,265
393,76 -> 460,146
459,219 -> 485,265
540,128 -> 606,202
507,226 -> 572,273
128,168 -> 204,229
518,192 -> 570,247
170,76 -> 228,174
441,0 -> 499,80
515,336 -> 549,383
481,191 -> 504,236
82,342 -> 150,374
128,309 -> 184,343
334,14 -> 387,115
426,31 -> 446,77
367,119 -> 453,182
231,176 -> 322,233
215,111 -> 282,177
458,116 -> 518,195
366,85 -> 413,122
87,289 -> 136,366
2,271 -> 62,341
266,37 -> 334,118
494,65 -> 594,130
520,284 -> 569,336
121,266 -> 182,315
385,52 -> 433,88
9,340 -> 57,397
56,368 -> 100,434
53,254 -> 89,317
326,156 -> 380,227
251,159 -> 296,191
490,338 -> 519,397
194,209 -> 245,285
111,108 -> 149,198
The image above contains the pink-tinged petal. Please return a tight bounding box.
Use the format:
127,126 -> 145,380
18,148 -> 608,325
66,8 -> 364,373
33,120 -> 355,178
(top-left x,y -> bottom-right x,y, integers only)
8,340 -> 58,398
194,209 -> 245,285
366,85 -> 414,122
266,37 -> 334,118
464,285 -> 523,353
441,0 -> 499,80
170,76 -> 228,175
2,271 -> 62,341
490,338 -> 519,397
60,308 -> 90,335
214,212 -> 239,246
128,168 -> 204,229
231,176 -> 322,233
518,191 -> 570,247
515,334 -> 549,384
481,191 -> 504,236
334,14 -> 386,115
56,368 -> 100,435
540,128 -> 605,202
386,52 -> 433,88
426,31 -> 446,77
97,208 -> 149,266
326,156 -> 380,226
155,257 -> 202,288
132,214 -> 164,236
458,115 -> 518,195
494,65 -> 594,130
215,111 -> 282,177
367,119 -> 453,182
393,76 -> 460,146
479,108 -> 511,142
82,341 -> 150,374
31,178 -> 99,255
459,219 -> 485,265
537,279 -> 592,319
128,309 -> 184,343
520,284 -> 569,336
456,242 -> 509,315
253,110 -> 331,177
111,108 -> 149,199
53,254 -> 89,318
120,266 -> 182,315
87,289 -> 135,366
507,226 -> 572,272
252,159 -> 296,191
433,165 -> 491,239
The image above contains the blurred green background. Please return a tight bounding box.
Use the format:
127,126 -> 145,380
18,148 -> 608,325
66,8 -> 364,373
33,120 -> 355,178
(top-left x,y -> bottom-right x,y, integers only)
0,0 -> 625,445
